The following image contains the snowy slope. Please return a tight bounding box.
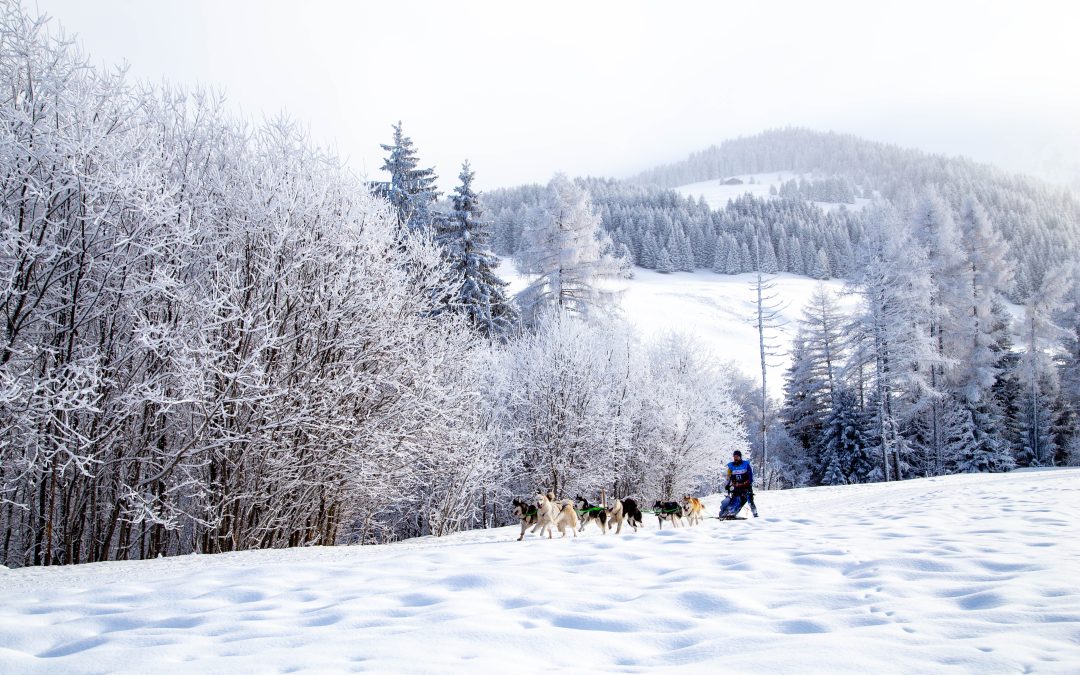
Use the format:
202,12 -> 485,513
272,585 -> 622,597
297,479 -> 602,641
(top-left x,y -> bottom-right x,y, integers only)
674,172 -> 793,206
2,470 -> 1078,672
674,172 -> 872,212
501,263 -> 860,397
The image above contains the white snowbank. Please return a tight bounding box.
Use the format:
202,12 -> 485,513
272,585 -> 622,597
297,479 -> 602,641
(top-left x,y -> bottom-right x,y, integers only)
2,470 -> 1078,672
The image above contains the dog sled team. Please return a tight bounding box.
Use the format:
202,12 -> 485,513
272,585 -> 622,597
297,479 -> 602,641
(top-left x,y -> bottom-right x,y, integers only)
512,450 -> 757,541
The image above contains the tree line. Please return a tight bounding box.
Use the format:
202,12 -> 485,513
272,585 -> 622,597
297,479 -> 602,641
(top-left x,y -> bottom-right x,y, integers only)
776,196 -> 1078,487
0,4 -> 745,568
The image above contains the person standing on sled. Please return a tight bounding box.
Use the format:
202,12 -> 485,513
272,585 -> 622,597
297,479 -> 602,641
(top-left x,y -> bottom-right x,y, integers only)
721,450 -> 759,518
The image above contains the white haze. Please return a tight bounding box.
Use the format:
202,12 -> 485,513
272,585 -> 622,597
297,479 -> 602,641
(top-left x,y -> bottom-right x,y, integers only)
33,0 -> 1080,190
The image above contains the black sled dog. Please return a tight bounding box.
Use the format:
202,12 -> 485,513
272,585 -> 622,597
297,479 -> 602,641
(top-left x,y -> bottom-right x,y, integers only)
607,497 -> 643,534
574,496 -> 608,534
653,500 -> 685,529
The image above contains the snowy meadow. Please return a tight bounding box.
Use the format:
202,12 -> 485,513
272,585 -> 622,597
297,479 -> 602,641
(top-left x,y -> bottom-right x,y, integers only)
2,7 -> 1080,675
2,469 -> 1078,673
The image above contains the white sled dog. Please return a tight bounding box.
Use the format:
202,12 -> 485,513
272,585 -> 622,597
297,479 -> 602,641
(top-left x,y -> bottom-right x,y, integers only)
535,492 -> 578,539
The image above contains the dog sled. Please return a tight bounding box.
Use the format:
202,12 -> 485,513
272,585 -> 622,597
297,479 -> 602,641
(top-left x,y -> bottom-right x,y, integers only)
717,489 -> 750,520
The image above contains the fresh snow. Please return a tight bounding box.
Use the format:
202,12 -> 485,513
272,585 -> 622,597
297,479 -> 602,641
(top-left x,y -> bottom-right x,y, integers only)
1,470 -> 1078,672
499,262 -> 860,397
675,173 -> 789,205
674,172 -> 872,212
615,270 -> 859,396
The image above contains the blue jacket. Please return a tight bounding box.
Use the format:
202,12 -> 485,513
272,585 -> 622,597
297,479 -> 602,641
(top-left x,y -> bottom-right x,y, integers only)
726,459 -> 753,491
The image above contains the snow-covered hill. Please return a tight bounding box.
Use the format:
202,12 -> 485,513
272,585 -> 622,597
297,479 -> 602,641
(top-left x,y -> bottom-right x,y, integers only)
500,263 -> 859,397
2,470 -> 1077,672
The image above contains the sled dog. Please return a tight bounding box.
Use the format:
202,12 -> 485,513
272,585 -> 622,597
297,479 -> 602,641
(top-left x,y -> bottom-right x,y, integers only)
653,500 -> 685,529
574,496 -> 608,534
535,492 -> 578,539
606,497 -> 643,534
682,495 -> 705,526
511,498 -> 541,541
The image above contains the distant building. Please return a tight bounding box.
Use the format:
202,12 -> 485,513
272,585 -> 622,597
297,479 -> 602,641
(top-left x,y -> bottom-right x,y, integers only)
722,177 -> 744,185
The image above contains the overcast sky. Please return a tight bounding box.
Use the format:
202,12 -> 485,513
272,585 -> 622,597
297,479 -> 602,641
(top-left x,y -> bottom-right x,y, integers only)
33,0 -> 1080,191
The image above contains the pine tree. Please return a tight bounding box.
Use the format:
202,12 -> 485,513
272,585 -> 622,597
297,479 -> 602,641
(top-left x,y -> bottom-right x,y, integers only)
656,246 -> 675,273
711,243 -> 728,274
725,246 -> 741,274
812,248 -> 831,279
379,121 -> 439,233
433,161 -> 519,339
780,287 -> 847,484
639,231 -> 660,269
945,395 -> 1014,473
674,228 -> 695,272
782,334 -> 824,482
821,389 -> 873,484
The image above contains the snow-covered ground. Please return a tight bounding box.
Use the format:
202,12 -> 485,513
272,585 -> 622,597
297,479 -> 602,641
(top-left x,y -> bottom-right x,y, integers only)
501,263 -> 860,396
2,470 -> 1078,672
675,173 -> 789,205
674,172 -> 872,213
616,269 -> 859,394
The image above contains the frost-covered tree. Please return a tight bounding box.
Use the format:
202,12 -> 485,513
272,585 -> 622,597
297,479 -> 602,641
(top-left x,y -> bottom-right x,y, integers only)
850,203 -> 936,481
640,334 -> 747,499
0,6 -> 489,566
515,175 -> 627,323
1017,266 -> 1073,466
910,191 -> 967,474
954,197 -> 1013,402
434,161 -> 518,339
781,286 -> 847,485
379,121 -> 439,233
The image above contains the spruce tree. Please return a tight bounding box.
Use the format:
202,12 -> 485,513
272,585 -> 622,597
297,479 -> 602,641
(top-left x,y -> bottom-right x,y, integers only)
656,246 -> 675,274
379,121 -> 439,233
821,389 -> 873,484
434,161 -> 519,339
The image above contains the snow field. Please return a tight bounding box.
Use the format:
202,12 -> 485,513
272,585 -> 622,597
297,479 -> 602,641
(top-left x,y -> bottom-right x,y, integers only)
674,173 -> 795,206
673,172 -> 872,213
1,470 -> 1078,673
614,269 -> 859,396
500,261 -> 859,397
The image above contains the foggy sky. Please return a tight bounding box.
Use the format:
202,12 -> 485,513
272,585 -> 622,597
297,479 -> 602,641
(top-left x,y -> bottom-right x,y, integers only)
32,0 -> 1080,192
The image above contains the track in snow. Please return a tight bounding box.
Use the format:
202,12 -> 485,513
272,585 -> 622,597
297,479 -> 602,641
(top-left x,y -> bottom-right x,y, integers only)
1,470 -> 1078,673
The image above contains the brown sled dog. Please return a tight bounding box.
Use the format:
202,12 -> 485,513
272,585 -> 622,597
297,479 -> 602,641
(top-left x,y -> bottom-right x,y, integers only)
682,495 -> 706,526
